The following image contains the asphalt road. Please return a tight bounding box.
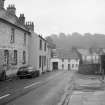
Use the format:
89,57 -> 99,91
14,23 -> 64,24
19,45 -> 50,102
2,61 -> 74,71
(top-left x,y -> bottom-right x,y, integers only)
0,70 -> 75,105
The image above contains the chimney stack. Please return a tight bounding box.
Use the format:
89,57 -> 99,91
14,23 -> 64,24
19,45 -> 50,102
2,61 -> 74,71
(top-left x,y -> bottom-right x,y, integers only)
25,21 -> 34,31
0,0 -> 5,9
19,14 -> 25,25
7,4 -> 16,15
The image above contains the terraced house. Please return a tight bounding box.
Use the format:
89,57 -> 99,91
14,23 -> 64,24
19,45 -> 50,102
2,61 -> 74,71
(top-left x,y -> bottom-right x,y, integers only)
0,0 -> 31,79
29,31 -> 52,74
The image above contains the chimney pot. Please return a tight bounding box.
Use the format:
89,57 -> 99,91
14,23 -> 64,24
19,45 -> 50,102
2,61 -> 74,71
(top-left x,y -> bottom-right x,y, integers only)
7,4 -> 16,15
19,13 -> 25,25
0,0 -> 5,9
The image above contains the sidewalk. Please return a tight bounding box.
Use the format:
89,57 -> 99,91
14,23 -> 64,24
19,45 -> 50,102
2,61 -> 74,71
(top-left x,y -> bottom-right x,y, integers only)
67,73 -> 105,105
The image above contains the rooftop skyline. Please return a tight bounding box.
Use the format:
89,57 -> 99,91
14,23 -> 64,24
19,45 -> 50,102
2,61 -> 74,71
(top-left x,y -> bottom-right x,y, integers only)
5,0 -> 105,37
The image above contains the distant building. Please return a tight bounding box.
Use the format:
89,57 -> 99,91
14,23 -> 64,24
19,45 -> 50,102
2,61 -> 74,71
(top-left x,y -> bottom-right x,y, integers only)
77,48 -> 100,64
50,49 -> 80,71
0,0 -> 31,76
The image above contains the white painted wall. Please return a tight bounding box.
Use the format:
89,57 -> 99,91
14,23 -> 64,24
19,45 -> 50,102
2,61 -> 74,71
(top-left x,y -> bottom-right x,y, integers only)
50,58 -> 80,71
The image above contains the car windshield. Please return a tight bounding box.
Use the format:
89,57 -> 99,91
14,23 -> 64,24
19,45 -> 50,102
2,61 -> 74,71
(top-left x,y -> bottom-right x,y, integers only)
19,67 -> 27,71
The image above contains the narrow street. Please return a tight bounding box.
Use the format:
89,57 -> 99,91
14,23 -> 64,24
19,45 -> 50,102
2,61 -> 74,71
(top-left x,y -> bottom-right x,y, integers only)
0,70 -> 75,105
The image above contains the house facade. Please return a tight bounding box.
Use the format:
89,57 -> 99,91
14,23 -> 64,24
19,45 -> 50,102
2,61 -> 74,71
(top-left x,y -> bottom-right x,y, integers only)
50,57 -> 80,71
0,0 -> 56,78
29,31 -> 51,74
50,49 -> 80,71
78,49 -> 100,64
0,0 -> 31,76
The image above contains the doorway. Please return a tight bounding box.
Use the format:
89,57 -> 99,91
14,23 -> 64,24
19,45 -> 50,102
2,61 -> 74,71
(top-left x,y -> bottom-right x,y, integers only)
52,62 -> 58,70
68,64 -> 70,71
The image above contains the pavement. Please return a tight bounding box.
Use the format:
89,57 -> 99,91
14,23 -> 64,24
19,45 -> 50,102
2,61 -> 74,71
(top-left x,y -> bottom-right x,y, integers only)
66,73 -> 105,105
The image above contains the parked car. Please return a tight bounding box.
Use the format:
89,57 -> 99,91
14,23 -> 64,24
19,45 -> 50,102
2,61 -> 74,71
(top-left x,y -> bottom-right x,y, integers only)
17,66 -> 40,79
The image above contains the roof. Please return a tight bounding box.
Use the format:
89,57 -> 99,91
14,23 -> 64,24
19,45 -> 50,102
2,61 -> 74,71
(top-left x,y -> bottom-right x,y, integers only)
77,49 -> 91,56
0,18 -> 31,34
55,49 -> 79,59
38,35 -> 47,42
0,8 -> 31,34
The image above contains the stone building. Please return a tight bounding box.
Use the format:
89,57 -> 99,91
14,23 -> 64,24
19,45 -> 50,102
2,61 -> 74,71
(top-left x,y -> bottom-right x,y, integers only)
0,0 -> 54,78
29,31 -> 51,74
0,0 -> 31,77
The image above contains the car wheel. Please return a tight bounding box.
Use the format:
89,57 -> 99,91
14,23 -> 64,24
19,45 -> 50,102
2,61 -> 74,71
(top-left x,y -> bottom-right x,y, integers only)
0,71 -> 6,81
19,76 -> 23,79
32,73 -> 36,78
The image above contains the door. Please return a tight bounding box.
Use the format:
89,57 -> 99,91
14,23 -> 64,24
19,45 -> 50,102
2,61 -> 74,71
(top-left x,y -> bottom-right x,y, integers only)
42,56 -> 44,72
4,50 -> 9,65
68,64 -> 70,71
53,62 -> 58,70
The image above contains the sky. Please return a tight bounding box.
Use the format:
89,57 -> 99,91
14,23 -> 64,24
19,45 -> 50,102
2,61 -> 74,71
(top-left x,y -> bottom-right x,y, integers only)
5,0 -> 105,37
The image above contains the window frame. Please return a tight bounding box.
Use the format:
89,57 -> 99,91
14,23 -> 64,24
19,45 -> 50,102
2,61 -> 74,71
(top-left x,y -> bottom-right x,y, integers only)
23,51 -> 26,64
24,32 -> 26,46
44,42 -> 46,51
10,28 -> 15,43
39,56 -> 41,68
39,39 -> 42,50
13,50 -> 17,65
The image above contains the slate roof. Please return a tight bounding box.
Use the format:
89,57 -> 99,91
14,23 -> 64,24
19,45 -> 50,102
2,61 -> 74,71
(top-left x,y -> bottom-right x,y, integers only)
0,7 -> 30,33
77,48 -> 103,56
77,49 -> 91,56
55,49 -> 79,59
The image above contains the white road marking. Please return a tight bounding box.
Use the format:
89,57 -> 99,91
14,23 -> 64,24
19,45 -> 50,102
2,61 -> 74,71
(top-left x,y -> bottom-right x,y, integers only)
24,82 -> 41,89
0,94 -> 10,100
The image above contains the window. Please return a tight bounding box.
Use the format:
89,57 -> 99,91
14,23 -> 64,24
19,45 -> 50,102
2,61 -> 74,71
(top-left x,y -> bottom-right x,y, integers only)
10,28 -> 15,43
72,64 -> 74,68
39,39 -> 42,50
13,50 -> 17,65
24,33 -> 26,45
44,42 -> 46,51
76,64 -> 78,67
4,50 -> 9,65
39,56 -> 41,68
62,58 -> 64,62
23,51 -> 26,64
62,64 -> 64,69
44,56 -> 46,66
68,58 -> 70,62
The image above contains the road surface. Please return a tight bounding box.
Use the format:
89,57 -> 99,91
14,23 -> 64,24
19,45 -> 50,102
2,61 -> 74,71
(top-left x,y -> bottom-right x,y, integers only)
0,70 -> 74,105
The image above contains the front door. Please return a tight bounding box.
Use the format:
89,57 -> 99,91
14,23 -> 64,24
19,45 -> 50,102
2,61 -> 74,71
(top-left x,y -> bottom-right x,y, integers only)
4,50 -> 9,65
68,64 -> 70,71
53,62 -> 58,70
42,56 -> 44,72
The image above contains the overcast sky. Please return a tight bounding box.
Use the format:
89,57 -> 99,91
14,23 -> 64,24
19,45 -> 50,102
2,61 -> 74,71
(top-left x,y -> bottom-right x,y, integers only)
5,0 -> 105,37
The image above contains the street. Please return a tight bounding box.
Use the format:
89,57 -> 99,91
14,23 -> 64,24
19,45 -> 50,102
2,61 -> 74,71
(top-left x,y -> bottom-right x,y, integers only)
0,70 -> 74,105
1,70 -> 105,105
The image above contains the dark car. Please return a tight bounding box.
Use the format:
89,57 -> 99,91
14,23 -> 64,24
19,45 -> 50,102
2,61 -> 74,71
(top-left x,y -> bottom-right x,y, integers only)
17,66 -> 40,79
